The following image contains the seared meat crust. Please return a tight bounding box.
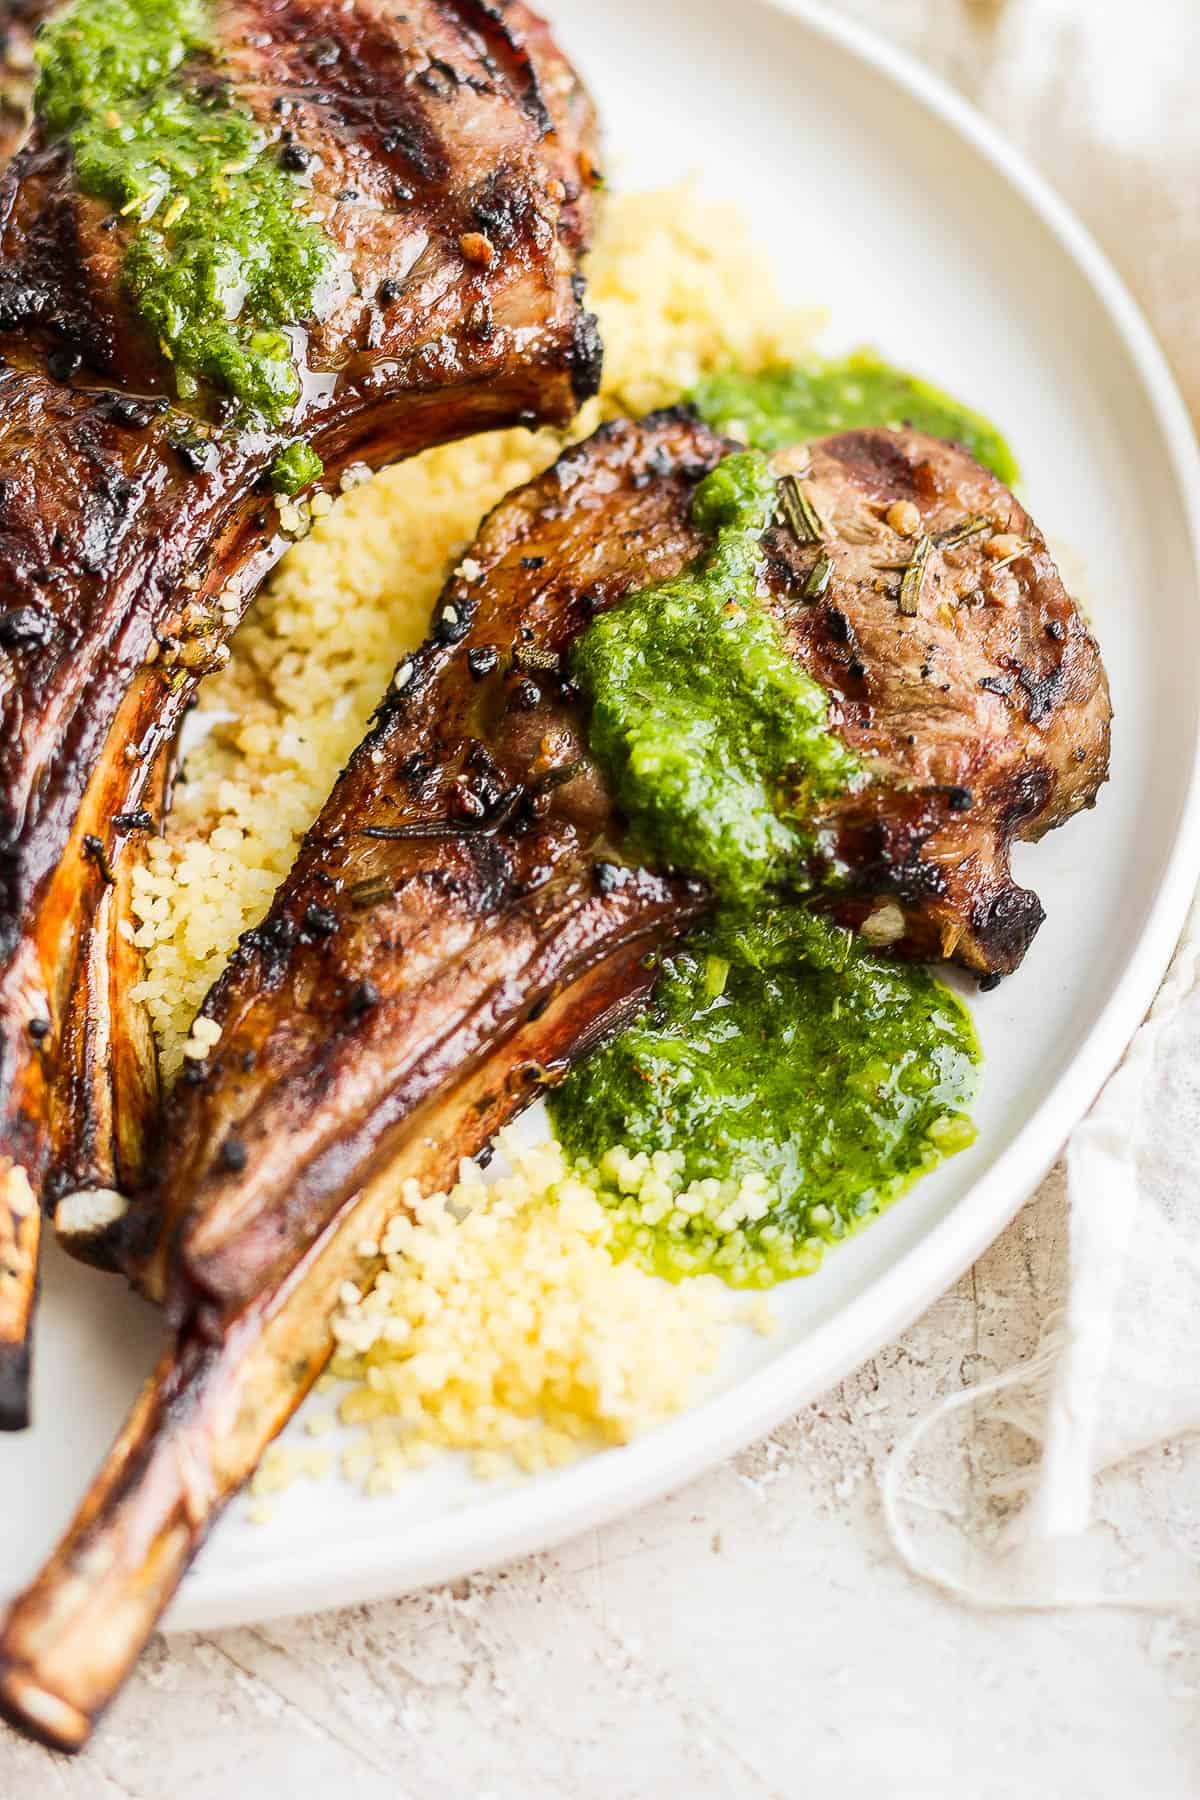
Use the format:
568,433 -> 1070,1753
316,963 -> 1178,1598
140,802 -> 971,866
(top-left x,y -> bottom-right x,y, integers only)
135,410 -> 719,1325
0,0 -> 600,1423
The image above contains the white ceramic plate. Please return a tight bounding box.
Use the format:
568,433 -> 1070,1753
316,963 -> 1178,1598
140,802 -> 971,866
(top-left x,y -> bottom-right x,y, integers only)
5,0 -> 1200,1631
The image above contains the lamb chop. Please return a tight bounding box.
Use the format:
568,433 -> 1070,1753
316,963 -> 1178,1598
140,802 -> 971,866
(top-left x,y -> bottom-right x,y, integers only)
0,410 -> 1110,1748
0,0 -> 601,1427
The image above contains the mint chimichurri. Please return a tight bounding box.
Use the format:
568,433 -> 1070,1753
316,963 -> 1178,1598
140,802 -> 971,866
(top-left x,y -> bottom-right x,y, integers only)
571,450 -> 862,906
692,352 -> 1018,485
550,358 -> 1006,1286
550,910 -> 978,1287
270,440 -> 324,495
36,0 -> 337,421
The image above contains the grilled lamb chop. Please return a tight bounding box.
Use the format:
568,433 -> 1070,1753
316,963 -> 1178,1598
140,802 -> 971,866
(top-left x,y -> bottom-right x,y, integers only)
0,0 -> 601,1426
0,410 -> 1109,1748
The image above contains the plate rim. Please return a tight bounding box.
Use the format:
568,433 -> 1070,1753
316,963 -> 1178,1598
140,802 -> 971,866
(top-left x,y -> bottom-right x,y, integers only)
155,0 -> 1200,1628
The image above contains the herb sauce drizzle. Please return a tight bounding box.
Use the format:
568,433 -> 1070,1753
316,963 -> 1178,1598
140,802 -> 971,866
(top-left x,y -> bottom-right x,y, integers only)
36,0 -> 338,420
571,451 -> 861,906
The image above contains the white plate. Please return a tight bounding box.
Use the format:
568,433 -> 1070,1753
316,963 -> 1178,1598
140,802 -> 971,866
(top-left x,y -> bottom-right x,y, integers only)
5,0 -> 1200,1631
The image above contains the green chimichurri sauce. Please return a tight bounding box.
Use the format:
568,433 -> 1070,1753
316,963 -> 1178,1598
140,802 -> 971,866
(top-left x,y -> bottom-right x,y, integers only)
571,450 -> 862,906
550,358 -> 1006,1286
36,0 -> 337,421
692,352 -> 1019,485
270,440 -> 324,495
550,910 -> 978,1287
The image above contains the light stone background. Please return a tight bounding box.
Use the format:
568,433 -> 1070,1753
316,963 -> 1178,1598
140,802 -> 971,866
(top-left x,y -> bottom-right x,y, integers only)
5,2 -> 1200,1794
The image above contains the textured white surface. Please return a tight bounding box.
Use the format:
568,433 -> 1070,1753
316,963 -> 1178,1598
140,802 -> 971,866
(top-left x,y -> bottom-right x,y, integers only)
6,2 -> 1200,1792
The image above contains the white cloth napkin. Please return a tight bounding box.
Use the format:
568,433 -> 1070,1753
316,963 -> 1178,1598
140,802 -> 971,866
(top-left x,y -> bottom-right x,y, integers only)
885,897 -> 1200,1611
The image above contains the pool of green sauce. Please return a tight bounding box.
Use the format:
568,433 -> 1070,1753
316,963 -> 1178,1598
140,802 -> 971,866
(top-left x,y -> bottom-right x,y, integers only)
551,910 -> 978,1287
36,0 -> 337,421
549,357 -> 1007,1287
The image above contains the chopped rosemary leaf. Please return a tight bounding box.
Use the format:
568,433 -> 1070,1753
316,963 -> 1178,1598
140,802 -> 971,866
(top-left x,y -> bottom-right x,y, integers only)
934,512 -> 993,551
898,534 -> 932,616
348,878 -> 393,910
777,474 -> 823,546
801,551 -> 833,602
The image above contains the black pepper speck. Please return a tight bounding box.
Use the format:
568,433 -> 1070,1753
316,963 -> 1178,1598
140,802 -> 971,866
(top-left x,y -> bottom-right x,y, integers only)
47,345 -> 83,383
219,1136 -> 248,1173
347,978 -> 380,1018
303,901 -> 338,937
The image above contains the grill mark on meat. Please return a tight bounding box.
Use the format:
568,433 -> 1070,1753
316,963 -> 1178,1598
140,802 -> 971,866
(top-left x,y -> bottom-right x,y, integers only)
252,0 -> 453,185
434,0 -> 555,133
820,428 -> 922,500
